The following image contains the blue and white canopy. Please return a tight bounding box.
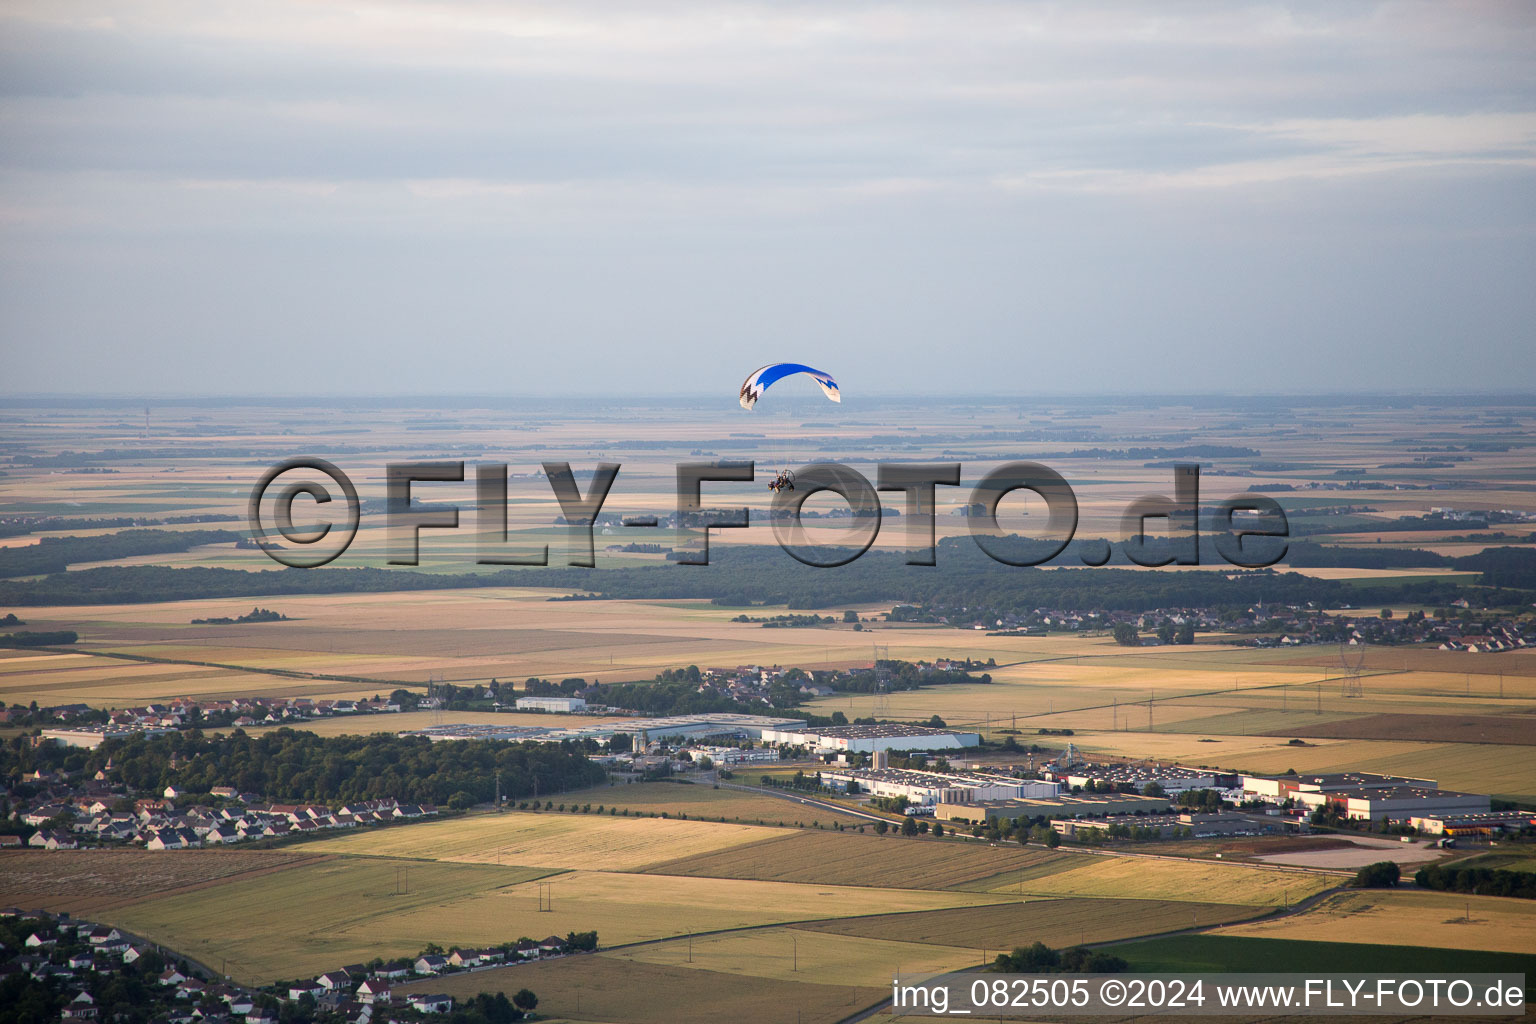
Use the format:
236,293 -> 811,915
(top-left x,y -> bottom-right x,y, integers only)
738,362 -> 840,410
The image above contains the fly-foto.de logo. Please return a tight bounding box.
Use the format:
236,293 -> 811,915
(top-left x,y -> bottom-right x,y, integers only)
247,459 -> 1288,571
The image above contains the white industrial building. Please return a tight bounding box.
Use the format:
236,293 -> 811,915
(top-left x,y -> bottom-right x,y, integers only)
819,767 -> 1057,808
1409,811 -> 1536,836
691,745 -> 779,765
760,723 -> 980,753
514,696 -> 588,713
1291,786 -> 1489,823
41,726 -> 176,749
1046,762 -> 1229,796
1241,771 -> 1436,802
404,712 -> 801,746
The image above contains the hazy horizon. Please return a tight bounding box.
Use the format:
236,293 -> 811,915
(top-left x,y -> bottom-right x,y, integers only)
2,1 -> 1533,398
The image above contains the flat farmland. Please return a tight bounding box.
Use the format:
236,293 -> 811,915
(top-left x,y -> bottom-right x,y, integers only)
0,649 -> 381,707
792,897 -> 1265,950
103,856 -> 553,984
982,854 -> 1335,906
401,954 -> 884,1024
372,869 -> 1010,951
1217,890 -> 1536,955
14,589 -> 1094,692
1452,852 -> 1536,874
0,849 -> 321,915
806,639 -> 1536,734
805,647 -> 1349,727
643,830 -> 1083,889
1121,835 -> 1388,863
565,779 -> 869,827
301,809 -> 783,870
605,926 -> 983,986
1258,712 -> 1536,745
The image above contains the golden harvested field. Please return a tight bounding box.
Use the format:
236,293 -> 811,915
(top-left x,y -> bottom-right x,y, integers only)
984,854 -> 1335,906
81,851 -> 1007,986
1218,890 -> 1536,955
792,897 -> 1265,950
401,954 -> 884,1024
566,779 -> 869,827
0,849 -> 321,915
0,649 -> 376,708
606,925 -> 983,986
302,809 -> 784,870
642,830 -> 1082,889
14,588 -> 1079,693
376,869 -> 1010,953
104,856 -> 553,984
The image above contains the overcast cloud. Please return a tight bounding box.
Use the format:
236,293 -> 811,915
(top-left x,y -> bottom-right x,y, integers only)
1,1 -> 1533,396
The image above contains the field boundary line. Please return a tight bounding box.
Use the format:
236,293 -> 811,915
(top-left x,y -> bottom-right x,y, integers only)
833,883 -> 1347,1024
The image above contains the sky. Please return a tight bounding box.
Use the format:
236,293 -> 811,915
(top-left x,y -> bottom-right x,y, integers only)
1,1 -> 1533,397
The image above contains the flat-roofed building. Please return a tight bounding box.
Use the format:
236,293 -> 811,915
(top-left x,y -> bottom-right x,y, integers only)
761,723 -> 980,753
514,696 -> 587,713
1408,810 -> 1535,836
936,792 -> 1172,824
819,767 -> 1054,808
1046,762 -> 1232,795
1242,771 -> 1436,802
1052,810 -> 1285,840
403,713 -> 801,746
1293,786 -> 1488,823
41,726 -> 176,749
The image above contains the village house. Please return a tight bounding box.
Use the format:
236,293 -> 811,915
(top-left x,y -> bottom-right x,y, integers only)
356,979 -> 391,1004
413,954 -> 448,974
408,994 -> 454,1014
61,992 -> 97,1020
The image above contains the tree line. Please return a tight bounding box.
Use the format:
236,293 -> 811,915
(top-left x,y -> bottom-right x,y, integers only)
1414,863 -> 1536,900
3,537 -> 1532,613
2,729 -> 606,809
993,941 -> 1128,973
0,630 -> 77,648
0,528 -> 241,579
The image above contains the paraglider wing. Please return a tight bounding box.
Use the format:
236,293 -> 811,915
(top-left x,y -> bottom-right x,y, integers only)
738,363 -> 840,410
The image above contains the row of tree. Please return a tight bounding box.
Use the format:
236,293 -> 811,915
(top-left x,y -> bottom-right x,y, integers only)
1414,863 -> 1536,900
2,728 -> 606,808
6,539 -> 1533,613
993,941 -> 1128,973
0,528 -> 241,579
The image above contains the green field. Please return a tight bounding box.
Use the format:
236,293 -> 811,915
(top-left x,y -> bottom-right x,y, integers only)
564,778 -> 869,827
300,808 -> 782,870
981,852 -> 1334,906
791,897 -> 1264,951
644,829 -> 1082,890
1111,934 -> 1536,979
98,851 -> 1006,984
400,954 -> 883,1024
106,856 -> 553,984
1450,851 -> 1536,873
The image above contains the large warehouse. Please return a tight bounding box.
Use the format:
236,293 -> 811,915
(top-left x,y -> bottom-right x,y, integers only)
818,767 -> 1057,807
1045,761 -> 1235,795
403,712 -> 801,747
1291,786 -> 1489,823
760,723 -> 980,753
1241,771 -> 1436,802
935,792 -> 1172,824
514,696 -> 587,712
